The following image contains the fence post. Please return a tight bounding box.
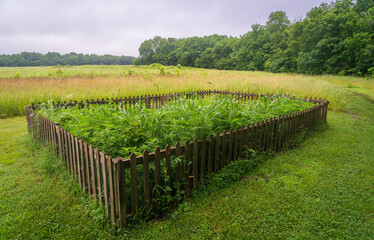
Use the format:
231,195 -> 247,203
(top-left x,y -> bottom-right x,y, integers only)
325,101 -> 329,123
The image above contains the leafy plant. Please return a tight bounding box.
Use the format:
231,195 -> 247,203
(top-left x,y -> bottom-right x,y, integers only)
36,94 -> 314,218
37,94 -> 313,159
159,66 -> 166,75
13,72 -> 21,79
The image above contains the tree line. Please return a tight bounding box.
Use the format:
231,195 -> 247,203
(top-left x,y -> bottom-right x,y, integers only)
134,0 -> 374,76
0,52 -> 134,67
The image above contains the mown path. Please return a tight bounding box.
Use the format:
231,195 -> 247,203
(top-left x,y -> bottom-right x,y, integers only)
0,91 -> 373,239
0,117 -> 113,239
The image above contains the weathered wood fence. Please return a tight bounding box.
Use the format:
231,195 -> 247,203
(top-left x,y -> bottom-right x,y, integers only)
25,90 -> 329,227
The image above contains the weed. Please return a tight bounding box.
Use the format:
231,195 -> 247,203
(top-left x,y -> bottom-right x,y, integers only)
13,72 -> 21,78
159,66 -> 166,75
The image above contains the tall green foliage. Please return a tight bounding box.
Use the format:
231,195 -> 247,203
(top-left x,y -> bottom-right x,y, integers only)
135,0 -> 373,77
37,95 -> 313,158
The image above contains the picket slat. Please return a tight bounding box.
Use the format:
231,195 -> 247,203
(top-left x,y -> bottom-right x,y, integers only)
214,132 -> 220,172
233,127 -> 239,160
165,144 -> 172,194
67,132 -> 73,175
56,126 -> 63,162
184,140 -> 190,196
83,142 -> 91,194
244,124 -> 250,153
79,140 -> 85,190
116,161 -> 127,226
142,150 -> 151,211
107,156 -> 115,223
89,145 -> 96,197
95,148 -> 102,206
222,130 -> 227,167
71,134 -> 78,178
250,123 -> 255,150
239,127 -> 245,158
228,129 -> 233,163
208,135 -> 213,174
63,130 -> 68,168
175,142 -> 181,191
130,153 -> 138,215
75,137 -> 82,187
262,120 -> 268,151
200,135 -> 206,180
101,151 -> 109,216
193,139 -> 199,189
277,117 -> 283,151
258,121 -> 264,152
269,119 -> 275,151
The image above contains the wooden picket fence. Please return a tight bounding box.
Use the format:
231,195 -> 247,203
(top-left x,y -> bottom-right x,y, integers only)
25,90 -> 329,227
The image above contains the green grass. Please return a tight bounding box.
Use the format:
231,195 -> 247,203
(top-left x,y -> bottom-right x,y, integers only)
2,65 -> 371,118
0,70 -> 373,239
0,117 -> 115,239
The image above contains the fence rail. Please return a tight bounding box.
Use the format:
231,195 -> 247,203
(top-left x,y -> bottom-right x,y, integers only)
30,90 -> 325,110
25,89 -> 329,227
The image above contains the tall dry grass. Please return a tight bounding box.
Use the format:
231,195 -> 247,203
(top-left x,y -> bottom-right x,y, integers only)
1,65 -> 370,117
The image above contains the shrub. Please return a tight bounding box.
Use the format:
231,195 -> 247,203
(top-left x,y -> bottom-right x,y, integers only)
160,66 -> 166,75
13,72 -> 21,79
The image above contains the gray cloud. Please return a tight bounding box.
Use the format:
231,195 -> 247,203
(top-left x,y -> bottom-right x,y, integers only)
0,0 -> 327,56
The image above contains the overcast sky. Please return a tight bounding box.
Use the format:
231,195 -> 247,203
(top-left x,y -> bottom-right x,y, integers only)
0,0 -> 328,57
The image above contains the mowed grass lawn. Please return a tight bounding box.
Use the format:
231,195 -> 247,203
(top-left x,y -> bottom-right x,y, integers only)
0,68 -> 373,239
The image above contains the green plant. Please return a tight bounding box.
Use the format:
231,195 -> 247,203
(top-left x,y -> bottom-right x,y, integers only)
37,94 -> 313,159
55,69 -> 63,77
13,72 -> 21,79
160,66 -> 166,75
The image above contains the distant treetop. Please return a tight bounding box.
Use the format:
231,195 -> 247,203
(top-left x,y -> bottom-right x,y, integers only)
134,0 -> 374,77
0,52 -> 135,67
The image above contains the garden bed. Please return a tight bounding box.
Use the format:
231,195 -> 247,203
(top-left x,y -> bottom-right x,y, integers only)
25,90 -> 329,227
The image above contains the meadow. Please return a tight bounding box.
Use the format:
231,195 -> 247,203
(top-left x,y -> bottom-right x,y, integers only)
0,65 -> 373,239
2,64 -> 373,118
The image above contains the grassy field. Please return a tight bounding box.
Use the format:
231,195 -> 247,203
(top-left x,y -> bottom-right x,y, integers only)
0,66 -> 373,239
2,65 -> 373,118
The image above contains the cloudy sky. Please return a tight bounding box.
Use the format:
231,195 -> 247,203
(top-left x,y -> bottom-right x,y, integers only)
0,0 -> 327,57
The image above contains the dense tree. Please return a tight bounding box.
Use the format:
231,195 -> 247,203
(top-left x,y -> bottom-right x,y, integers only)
134,0 -> 373,77
4,0 -> 372,76
0,52 -> 134,67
